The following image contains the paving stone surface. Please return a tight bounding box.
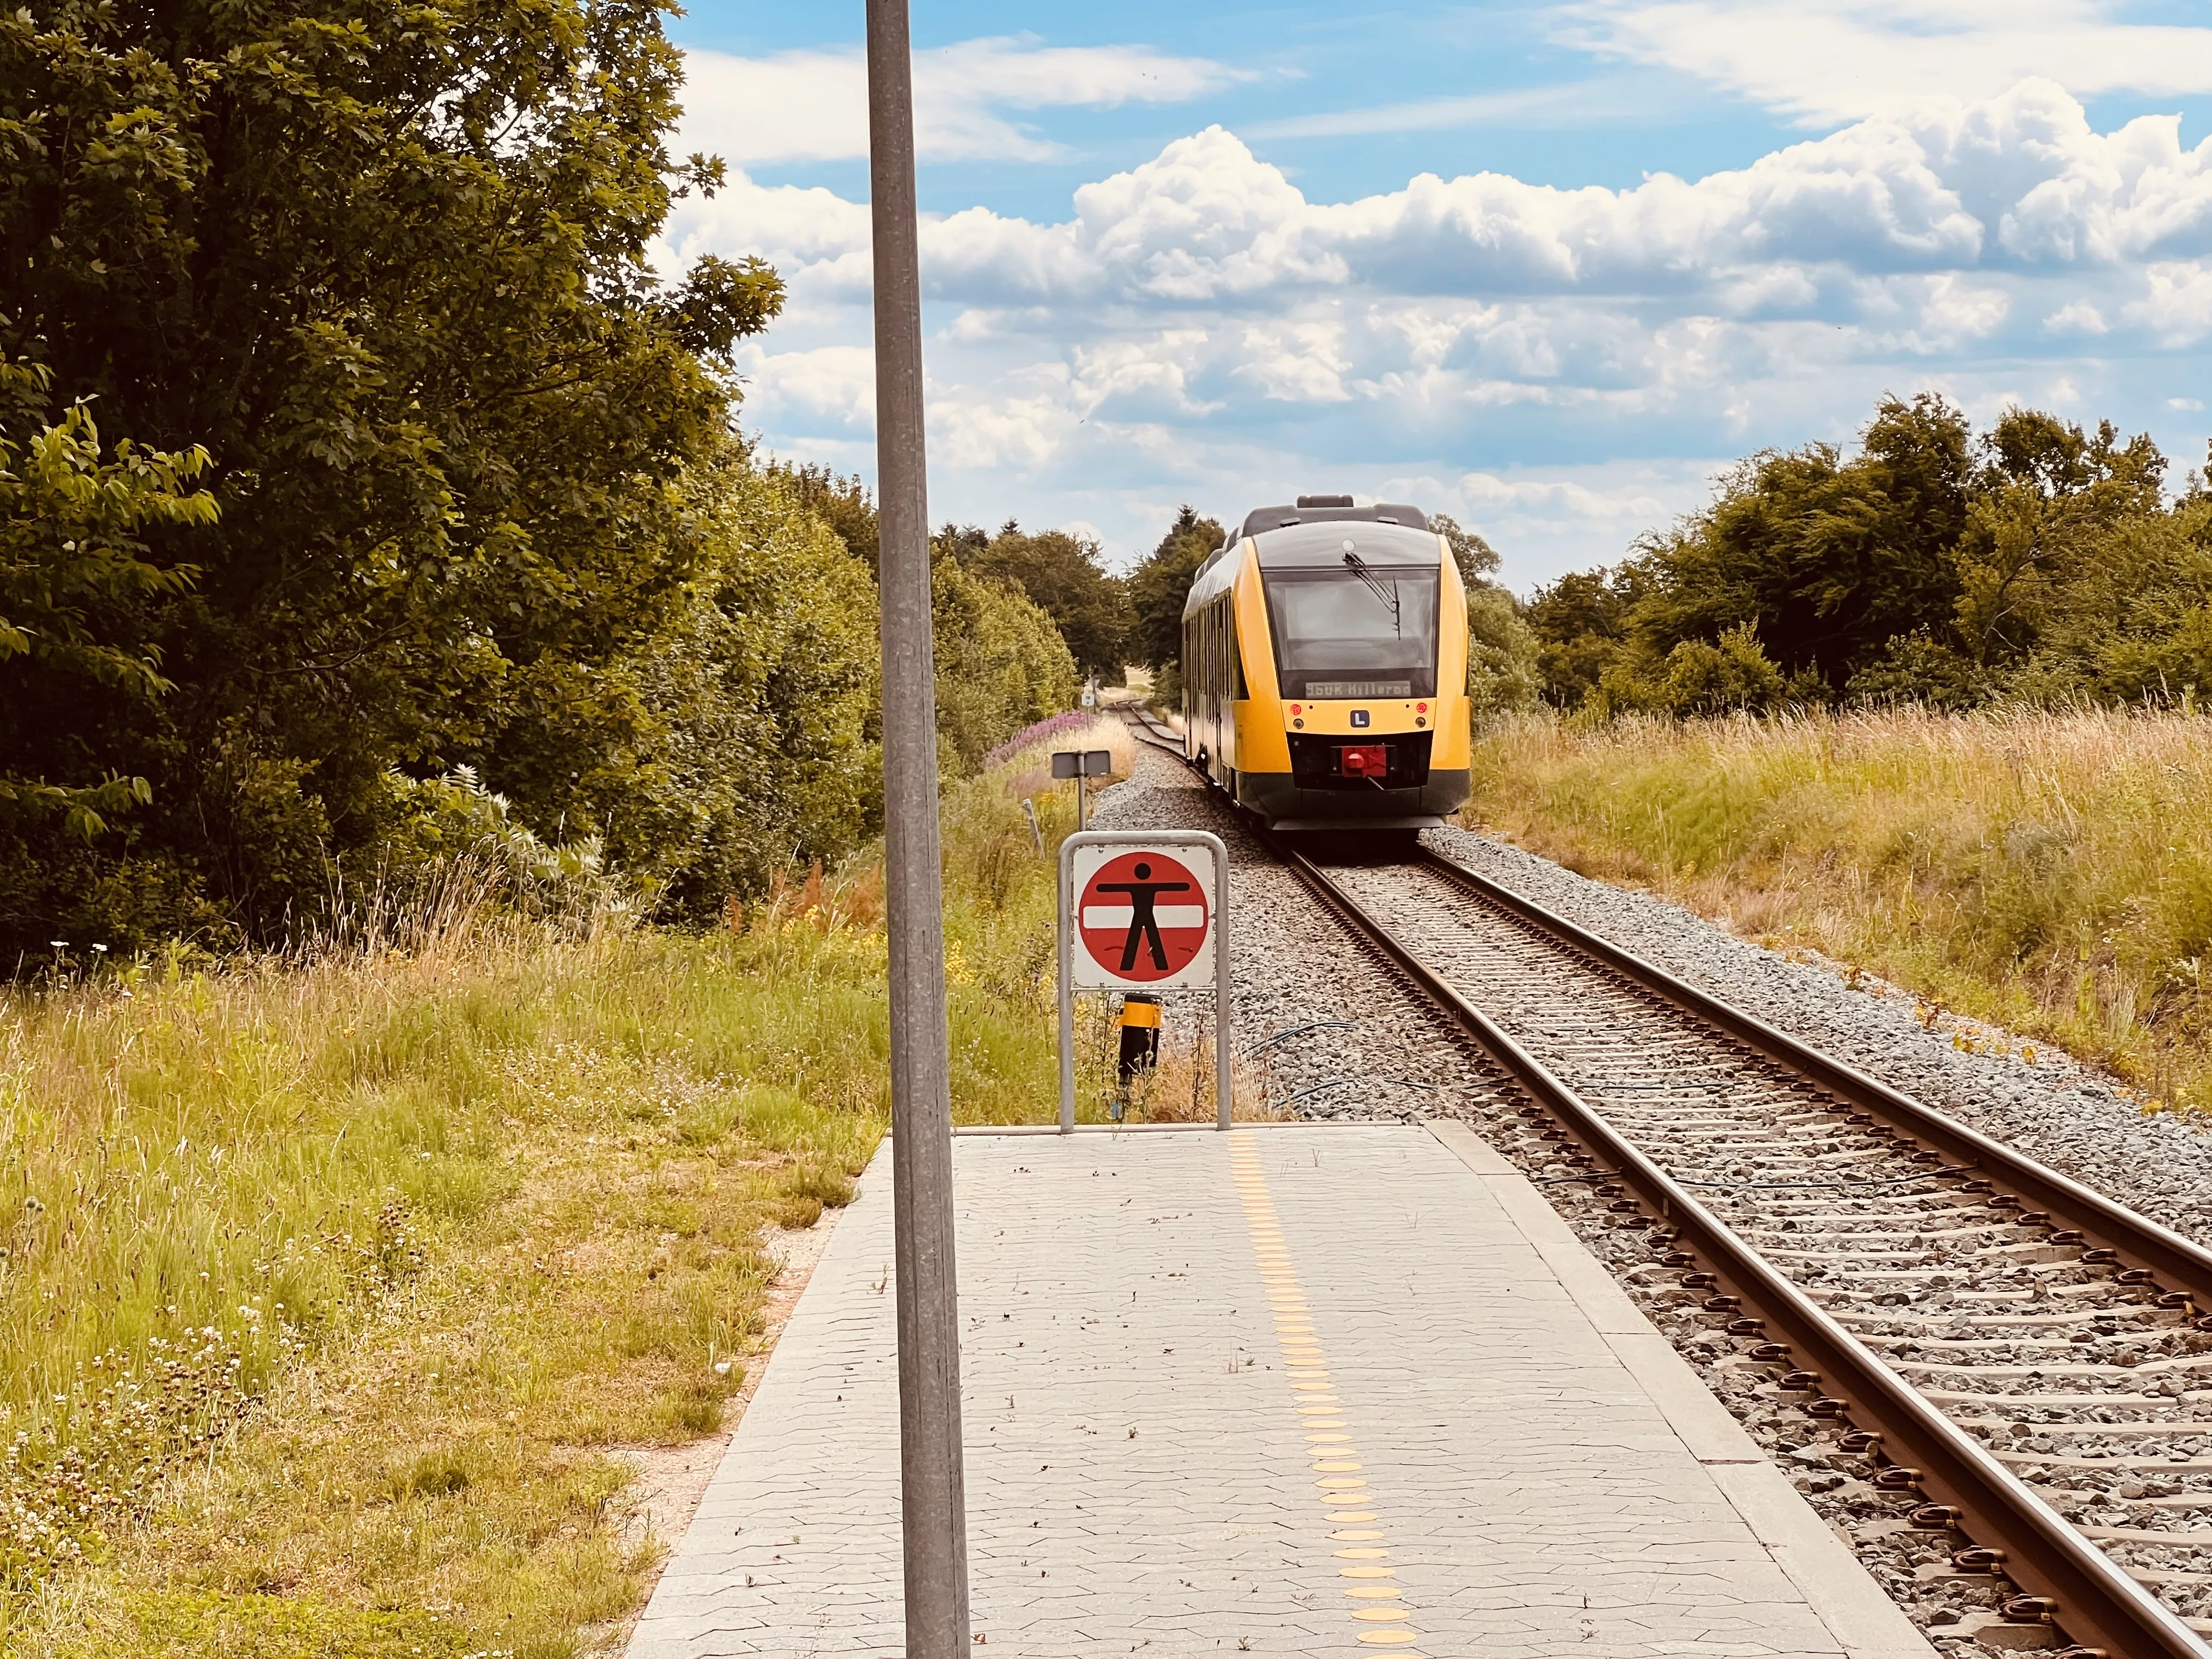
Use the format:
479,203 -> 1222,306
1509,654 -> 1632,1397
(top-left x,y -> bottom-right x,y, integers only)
627,1124 -> 1934,1658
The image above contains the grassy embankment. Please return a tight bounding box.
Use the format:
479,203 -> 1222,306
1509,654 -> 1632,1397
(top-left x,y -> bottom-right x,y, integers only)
0,718 -> 1146,1659
1464,706 -> 2212,1111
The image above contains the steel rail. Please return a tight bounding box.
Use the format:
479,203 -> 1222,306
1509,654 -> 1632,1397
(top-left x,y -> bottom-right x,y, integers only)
1260,834 -> 2205,1659
1407,845 -> 2212,1302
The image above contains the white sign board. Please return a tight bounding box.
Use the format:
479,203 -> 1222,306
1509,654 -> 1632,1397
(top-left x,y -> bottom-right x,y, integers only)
1066,842 -> 1218,991
1057,828 -> 1230,1130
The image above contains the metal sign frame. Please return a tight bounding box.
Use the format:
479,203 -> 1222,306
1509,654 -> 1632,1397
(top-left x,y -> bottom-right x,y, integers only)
1056,829 -> 1231,1132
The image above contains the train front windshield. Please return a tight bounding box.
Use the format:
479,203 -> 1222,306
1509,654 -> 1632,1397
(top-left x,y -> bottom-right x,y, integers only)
1262,557 -> 1439,701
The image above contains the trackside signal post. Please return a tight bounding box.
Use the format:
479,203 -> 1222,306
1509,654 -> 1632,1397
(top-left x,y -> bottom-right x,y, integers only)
1058,830 -> 1231,1131
865,2 -> 970,1654
1052,747 -> 1112,830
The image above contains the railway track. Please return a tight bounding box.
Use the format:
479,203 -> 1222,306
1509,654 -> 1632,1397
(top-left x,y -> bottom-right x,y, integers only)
1115,703 -> 2212,1657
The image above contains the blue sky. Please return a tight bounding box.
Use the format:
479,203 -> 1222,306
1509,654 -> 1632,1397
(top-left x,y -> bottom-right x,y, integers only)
661,2 -> 2212,588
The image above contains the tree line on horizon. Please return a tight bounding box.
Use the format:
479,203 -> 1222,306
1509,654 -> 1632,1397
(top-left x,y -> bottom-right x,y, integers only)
1522,394 -> 2212,718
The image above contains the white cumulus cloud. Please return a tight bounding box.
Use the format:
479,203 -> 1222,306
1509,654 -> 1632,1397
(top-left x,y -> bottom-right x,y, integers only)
672,77 -> 2212,583
1565,0 -> 2212,125
677,35 -> 1250,166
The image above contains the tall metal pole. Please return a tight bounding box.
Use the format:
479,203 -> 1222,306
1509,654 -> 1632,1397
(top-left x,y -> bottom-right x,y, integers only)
865,4 -> 970,1653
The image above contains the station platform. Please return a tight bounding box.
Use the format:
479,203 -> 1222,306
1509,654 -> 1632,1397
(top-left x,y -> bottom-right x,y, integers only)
627,1123 -> 1936,1658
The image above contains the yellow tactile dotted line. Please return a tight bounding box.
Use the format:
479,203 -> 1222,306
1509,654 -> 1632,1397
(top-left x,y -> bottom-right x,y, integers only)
1228,1132 -> 1426,1654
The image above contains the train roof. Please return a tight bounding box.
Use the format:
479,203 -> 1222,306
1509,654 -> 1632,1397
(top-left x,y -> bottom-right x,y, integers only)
1238,500 -> 1429,541
1186,502 -> 1440,616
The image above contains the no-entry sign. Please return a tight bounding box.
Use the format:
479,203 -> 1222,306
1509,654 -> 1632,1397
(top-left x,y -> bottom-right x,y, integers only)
1064,839 -> 1221,994
1073,848 -> 1214,987
1058,828 -> 1229,1127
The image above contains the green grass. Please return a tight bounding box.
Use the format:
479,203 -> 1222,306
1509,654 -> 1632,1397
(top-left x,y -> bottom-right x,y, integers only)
1,757 -> 1123,1657
1465,704 -> 2212,1111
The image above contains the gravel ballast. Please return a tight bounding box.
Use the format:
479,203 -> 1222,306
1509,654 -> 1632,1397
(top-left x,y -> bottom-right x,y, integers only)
1425,821 -> 2212,1254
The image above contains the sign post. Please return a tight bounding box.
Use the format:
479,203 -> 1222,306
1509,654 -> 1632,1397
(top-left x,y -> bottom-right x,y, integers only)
864,2 -> 969,1653
1057,830 -> 1231,1131
1052,748 -> 1113,831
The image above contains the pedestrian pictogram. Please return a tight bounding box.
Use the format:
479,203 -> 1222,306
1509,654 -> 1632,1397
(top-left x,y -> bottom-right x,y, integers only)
1072,849 -> 1213,988
1058,828 -> 1227,1131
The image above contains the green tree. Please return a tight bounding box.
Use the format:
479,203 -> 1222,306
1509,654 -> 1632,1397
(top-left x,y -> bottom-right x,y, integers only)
943,521 -> 1128,683
766,461 -> 880,571
1465,584 -> 1541,716
0,0 -> 781,951
0,354 -> 213,842
1429,512 -> 1537,715
605,454 -> 882,921
2025,501 -> 2212,705
1951,411 -> 2166,669
1126,506 -> 1226,680
1633,394 -> 1976,693
1526,565 -> 1650,708
932,556 -> 1080,773
1431,512 -> 1500,590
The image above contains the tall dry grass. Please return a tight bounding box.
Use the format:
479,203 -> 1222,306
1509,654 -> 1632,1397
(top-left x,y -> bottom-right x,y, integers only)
988,710 -> 1136,805
1,795 -> 1106,1657
1,696 -> 1163,1656
1122,1020 -> 1278,1124
1465,704 -> 2212,1107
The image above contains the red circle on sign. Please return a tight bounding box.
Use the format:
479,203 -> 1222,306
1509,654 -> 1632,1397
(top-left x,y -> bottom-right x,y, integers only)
1077,851 -> 1210,983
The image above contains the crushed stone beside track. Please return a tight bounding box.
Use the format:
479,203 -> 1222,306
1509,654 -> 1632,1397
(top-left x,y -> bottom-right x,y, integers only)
1426,823 -> 2212,1256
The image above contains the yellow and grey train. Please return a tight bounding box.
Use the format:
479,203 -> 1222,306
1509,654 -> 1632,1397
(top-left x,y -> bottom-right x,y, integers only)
1181,496 -> 1471,831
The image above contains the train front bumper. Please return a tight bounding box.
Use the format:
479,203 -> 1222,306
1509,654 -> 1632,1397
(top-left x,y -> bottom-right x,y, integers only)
1236,768 -> 1472,831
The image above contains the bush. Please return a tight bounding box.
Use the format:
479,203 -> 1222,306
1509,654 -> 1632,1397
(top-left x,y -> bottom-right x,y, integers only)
931,558 -> 1081,774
